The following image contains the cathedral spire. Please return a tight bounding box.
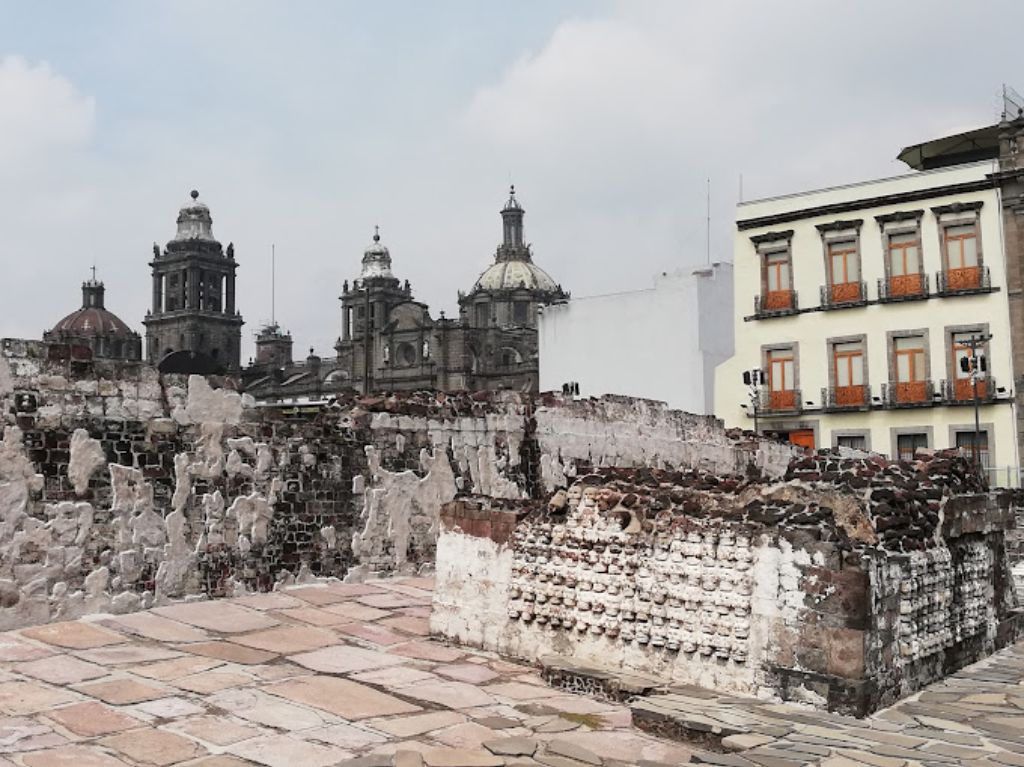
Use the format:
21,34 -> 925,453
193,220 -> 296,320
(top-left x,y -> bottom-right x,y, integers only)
498,185 -> 529,262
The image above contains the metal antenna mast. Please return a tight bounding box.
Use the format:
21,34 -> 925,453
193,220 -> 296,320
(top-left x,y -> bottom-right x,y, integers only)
271,244 -> 276,325
705,178 -> 711,265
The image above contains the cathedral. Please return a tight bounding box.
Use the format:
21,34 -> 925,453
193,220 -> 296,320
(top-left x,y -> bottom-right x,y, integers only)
243,187 -> 568,400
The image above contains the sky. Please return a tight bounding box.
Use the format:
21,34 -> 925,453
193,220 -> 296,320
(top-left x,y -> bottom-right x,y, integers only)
1,1 -> 1021,362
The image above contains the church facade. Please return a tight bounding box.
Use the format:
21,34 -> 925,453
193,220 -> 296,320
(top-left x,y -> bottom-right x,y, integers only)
243,188 -> 568,401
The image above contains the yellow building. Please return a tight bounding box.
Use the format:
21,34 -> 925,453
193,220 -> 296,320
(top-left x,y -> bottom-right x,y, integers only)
715,159 -> 1018,482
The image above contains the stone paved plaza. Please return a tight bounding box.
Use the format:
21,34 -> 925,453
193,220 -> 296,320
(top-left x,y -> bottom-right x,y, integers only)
0,577 -> 1021,767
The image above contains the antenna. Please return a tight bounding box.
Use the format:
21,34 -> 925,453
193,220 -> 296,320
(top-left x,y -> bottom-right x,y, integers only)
271,244 -> 276,325
738,173 -> 744,203
705,178 -> 711,265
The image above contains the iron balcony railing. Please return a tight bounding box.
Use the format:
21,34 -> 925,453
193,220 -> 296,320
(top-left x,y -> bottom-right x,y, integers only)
940,376 -> 996,403
819,281 -> 868,309
881,379 -> 936,408
753,290 -> 798,317
822,384 -> 872,412
757,388 -> 802,414
936,265 -> 991,295
877,273 -> 930,302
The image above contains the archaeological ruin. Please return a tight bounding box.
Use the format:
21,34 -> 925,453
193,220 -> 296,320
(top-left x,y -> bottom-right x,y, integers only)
1,337 -> 1020,720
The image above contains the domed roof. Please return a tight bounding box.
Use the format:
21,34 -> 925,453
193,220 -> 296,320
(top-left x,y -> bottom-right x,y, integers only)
473,260 -> 560,292
174,189 -> 216,242
48,280 -> 137,339
51,307 -> 135,337
360,226 -> 395,280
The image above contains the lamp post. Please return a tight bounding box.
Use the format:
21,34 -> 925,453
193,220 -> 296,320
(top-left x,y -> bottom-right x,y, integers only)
743,368 -> 765,434
959,334 -> 990,478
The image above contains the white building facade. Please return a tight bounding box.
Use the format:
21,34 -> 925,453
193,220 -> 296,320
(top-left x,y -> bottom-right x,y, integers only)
539,263 -> 733,414
715,161 -> 1018,478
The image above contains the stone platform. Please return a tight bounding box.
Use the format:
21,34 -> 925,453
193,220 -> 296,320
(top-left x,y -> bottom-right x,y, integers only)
0,577 -> 692,766
2,577 -> 1024,766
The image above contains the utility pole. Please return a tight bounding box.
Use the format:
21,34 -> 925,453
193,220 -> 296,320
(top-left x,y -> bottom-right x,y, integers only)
363,285 -> 371,394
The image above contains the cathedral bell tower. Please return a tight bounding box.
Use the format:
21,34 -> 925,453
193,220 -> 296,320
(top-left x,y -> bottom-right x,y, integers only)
143,190 -> 244,374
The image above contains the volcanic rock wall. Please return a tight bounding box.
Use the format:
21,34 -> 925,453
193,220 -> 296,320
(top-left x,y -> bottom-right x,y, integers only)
0,340 -> 792,629
431,452 -> 1022,715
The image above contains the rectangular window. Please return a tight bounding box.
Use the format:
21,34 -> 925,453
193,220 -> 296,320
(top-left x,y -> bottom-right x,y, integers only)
897,432 -> 928,461
766,348 -> 796,410
836,435 -> 867,450
476,304 -> 488,326
513,301 -> 529,324
828,239 -> 860,284
833,341 -> 864,387
944,223 -> 979,270
760,245 -> 794,311
765,252 -> 790,291
955,430 -> 990,469
888,232 -> 920,277
894,336 -> 925,383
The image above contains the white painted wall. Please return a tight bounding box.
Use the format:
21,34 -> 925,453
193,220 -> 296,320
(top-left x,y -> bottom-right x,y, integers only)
538,264 -> 734,414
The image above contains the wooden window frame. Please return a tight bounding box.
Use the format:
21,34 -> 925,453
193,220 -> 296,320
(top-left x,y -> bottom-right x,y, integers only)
946,323 -> 990,401
933,201 -> 984,292
827,334 -> 867,407
887,328 -> 930,404
816,219 -> 863,304
762,343 -> 798,411
752,231 -> 794,312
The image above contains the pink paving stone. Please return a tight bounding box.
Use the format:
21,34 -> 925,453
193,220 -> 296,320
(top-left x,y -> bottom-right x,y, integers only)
335,622 -> 409,646
374,582 -> 435,599
228,733 -> 350,767
544,695 -> 619,715
358,593 -> 430,609
231,592 -> 306,610
152,601 -> 279,633
396,576 -> 435,591
421,748 -> 503,767
431,721 -> 504,749
366,710 -> 466,738
274,606 -> 352,626
21,745 -> 132,767
395,606 -> 433,619
483,684 -> 557,700
290,644 -> 406,674
0,681 -> 78,714
436,663 -> 500,685
351,666 -> 440,687
20,621 -> 126,650
130,695 -> 207,718
263,675 -> 421,719
0,716 -> 67,752
398,679 -> 497,709
17,655 -> 108,685
0,635 -> 53,662
228,625 -> 339,654
390,640 -> 465,663
209,688 -> 338,731
100,728 -> 207,766
323,602 -> 393,622
171,670 -> 254,694
281,586 -> 348,605
552,729 -> 693,763
75,677 -> 169,704
321,582 -> 387,597
301,722 -> 390,750
178,641 -> 278,665
246,662 -> 307,681
133,656 -> 224,680
379,615 -> 432,636
166,715 -> 263,746
182,758 -> 257,767
102,611 -> 211,642
73,643 -> 184,665
45,701 -> 145,737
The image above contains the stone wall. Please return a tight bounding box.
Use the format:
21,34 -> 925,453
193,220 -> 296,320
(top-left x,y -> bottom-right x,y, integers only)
0,341 -> 789,629
431,451 -> 1022,716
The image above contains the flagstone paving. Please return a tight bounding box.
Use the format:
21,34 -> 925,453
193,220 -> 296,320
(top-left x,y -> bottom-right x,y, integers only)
0,576 -> 1020,766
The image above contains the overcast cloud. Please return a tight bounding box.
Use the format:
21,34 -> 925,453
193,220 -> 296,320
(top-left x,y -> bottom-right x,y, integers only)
0,1 -> 1020,361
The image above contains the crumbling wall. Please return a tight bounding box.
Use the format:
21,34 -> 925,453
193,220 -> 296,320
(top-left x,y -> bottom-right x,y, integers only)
431,451 -> 1022,715
1,342 -> 784,629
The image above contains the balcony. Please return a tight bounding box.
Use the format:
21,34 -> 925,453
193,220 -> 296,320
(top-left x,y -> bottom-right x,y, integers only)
758,388 -> 802,414
936,265 -> 992,295
941,377 -> 996,403
881,380 -> 936,408
819,281 -> 867,309
878,273 -> 929,302
822,384 -> 871,412
753,290 -> 798,317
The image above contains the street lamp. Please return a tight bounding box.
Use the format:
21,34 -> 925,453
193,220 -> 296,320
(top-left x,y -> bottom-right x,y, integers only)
742,368 -> 765,434
959,334 -> 990,478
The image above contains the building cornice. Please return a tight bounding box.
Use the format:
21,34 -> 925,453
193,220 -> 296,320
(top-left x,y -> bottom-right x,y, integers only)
737,179 -> 993,231
931,200 -> 984,216
874,209 -> 924,225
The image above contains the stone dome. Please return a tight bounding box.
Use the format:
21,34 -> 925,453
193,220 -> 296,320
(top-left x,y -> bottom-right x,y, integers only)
472,260 -> 560,293
49,281 -> 136,338
360,227 -> 395,280
174,189 -> 216,242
